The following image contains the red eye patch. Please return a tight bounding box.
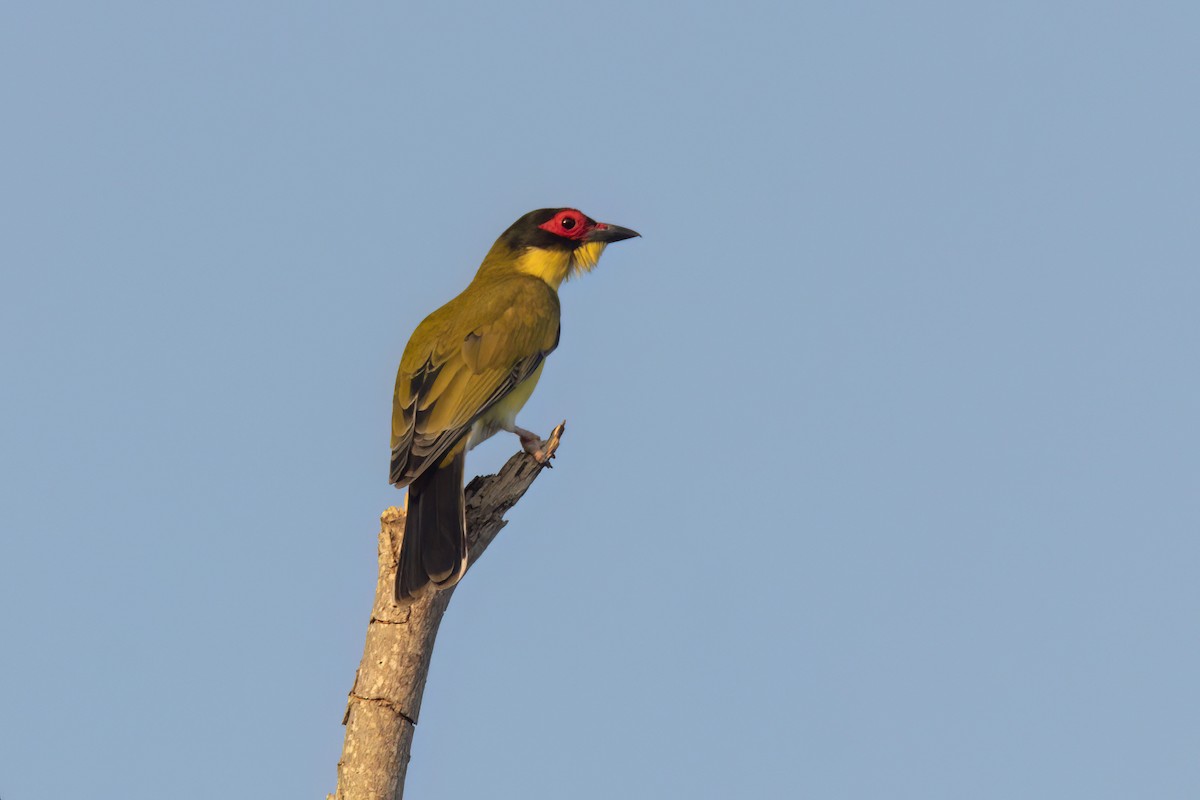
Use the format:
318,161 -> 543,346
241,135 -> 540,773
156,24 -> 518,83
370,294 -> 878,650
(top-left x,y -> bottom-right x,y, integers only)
538,209 -> 590,240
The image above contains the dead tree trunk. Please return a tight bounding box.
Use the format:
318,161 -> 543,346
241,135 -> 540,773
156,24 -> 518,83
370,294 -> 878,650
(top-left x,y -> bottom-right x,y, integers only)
330,423 -> 565,800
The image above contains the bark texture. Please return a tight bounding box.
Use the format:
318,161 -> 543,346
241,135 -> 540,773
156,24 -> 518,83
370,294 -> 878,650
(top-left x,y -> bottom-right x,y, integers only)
331,424 -> 564,800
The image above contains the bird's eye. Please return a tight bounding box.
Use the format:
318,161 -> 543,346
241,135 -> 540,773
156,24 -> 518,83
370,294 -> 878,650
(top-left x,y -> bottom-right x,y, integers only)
560,216 -> 577,230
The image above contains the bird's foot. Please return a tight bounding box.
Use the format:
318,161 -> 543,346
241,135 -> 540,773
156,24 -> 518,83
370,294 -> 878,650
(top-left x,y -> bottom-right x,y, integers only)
515,421 -> 566,466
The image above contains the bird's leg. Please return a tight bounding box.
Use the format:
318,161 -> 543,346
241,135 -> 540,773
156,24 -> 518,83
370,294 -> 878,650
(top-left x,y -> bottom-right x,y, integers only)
512,425 -> 551,463
504,421 -> 566,465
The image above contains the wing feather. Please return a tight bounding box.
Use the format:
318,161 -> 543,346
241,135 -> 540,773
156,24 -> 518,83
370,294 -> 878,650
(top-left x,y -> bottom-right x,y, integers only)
390,277 -> 560,486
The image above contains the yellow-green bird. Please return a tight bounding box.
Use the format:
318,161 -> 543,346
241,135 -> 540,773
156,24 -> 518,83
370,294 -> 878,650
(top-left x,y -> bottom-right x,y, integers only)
390,208 -> 640,602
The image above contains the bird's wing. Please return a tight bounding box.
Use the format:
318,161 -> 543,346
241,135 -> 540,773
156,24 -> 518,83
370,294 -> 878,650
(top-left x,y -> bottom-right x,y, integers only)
390,279 -> 560,486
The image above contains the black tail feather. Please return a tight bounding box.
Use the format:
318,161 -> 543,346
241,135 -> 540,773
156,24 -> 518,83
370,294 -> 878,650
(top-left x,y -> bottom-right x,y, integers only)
396,445 -> 467,602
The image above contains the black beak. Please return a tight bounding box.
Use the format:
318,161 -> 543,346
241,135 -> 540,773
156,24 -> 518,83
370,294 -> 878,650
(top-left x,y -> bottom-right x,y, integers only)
587,222 -> 641,243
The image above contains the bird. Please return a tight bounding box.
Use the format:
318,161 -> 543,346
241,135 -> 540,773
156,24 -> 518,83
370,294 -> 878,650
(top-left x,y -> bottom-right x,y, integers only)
389,208 -> 640,602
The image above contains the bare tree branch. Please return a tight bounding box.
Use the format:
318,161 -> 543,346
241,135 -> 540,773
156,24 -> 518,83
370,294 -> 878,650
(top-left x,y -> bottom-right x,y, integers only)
331,423 -> 566,800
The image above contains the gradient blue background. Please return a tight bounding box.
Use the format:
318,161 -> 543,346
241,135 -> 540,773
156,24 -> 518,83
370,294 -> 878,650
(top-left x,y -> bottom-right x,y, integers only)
2,2 -> 1197,797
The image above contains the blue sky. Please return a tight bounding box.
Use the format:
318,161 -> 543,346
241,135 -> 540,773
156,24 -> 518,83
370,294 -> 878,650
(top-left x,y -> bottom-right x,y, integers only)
2,2 -> 1198,798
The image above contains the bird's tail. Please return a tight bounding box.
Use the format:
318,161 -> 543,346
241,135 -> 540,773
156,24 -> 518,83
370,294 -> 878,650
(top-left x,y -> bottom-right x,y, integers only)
396,443 -> 468,603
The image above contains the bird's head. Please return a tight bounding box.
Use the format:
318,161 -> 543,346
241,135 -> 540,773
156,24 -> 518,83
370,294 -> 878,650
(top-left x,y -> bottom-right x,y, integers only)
483,208 -> 640,288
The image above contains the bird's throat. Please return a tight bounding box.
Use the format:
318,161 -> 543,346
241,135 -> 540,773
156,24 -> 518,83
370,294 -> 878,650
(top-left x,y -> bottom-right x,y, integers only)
514,242 -> 607,289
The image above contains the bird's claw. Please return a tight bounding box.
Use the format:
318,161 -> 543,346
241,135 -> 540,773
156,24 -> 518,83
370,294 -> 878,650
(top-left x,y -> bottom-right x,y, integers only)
520,420 -> 566,466
521,439 -> 554,465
